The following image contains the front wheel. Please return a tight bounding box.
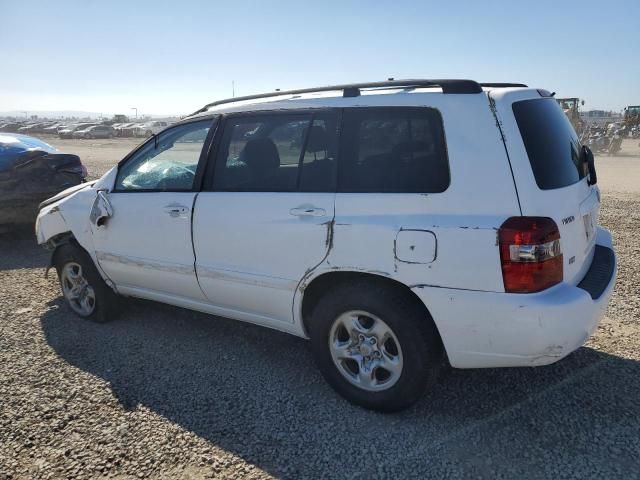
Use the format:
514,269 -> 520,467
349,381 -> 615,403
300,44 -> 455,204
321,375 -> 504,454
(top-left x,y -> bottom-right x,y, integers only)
308,280 -> 443,412
54,243 -> 119,323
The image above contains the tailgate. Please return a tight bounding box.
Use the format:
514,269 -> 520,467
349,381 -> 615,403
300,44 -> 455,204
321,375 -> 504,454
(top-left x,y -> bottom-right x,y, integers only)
490,90 -> 599,285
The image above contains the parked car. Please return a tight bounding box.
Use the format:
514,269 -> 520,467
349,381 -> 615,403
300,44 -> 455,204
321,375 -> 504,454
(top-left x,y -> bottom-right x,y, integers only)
136,120 -> 170,137
114,123 -> 137,137
121,123 -> 146,137
36,79 -> 616,412
42,123 -> 65,134
73,125 -> 114,139
34,122 -> 55,132
0,122 -> 24,132
17,122 -> 45,133
58,123 -> 97,139
1,133 -> 86,225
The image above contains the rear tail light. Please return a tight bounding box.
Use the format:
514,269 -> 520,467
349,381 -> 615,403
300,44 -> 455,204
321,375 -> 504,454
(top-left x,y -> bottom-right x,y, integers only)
499,217 -> 562,293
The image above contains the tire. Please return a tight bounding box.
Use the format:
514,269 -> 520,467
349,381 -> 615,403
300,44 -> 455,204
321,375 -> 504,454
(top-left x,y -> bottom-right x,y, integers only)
54,243 -> 119,323
308,279 -> 443,412
85,133 -> 91,139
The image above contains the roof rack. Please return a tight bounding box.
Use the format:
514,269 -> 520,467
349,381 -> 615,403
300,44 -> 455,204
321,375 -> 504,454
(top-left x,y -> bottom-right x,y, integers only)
187,78 -> 484,117
480,83 -> 528,88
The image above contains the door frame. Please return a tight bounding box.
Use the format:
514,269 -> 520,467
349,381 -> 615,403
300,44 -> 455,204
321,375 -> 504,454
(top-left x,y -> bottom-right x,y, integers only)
110,116 -> 220,194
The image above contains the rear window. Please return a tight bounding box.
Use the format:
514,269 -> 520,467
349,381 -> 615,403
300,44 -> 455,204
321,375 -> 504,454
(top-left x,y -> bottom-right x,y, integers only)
513,98 -> 586,190
338,107 -> 450,193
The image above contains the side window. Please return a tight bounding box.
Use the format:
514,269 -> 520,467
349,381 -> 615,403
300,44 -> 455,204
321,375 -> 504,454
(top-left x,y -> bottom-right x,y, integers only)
115,120 -> 211,191
212,112 -> 338,192
339,107 -> 450,193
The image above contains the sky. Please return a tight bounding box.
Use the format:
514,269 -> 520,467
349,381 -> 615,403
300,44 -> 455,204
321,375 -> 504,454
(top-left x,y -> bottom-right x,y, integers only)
1,0 -> 638,116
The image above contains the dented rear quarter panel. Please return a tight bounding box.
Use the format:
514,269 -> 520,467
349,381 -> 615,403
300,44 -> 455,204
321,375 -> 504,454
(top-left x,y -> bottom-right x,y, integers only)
295,92 -> 520,291
292,93 -> 522,336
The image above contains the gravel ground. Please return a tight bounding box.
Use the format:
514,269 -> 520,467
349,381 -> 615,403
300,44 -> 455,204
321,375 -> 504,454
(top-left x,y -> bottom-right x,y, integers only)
0,138 -> 639,479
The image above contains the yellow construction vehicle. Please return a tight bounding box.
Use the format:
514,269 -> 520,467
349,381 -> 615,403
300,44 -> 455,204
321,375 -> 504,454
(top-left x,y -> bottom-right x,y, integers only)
623,105 -> 640,128
556,98 -> 585,134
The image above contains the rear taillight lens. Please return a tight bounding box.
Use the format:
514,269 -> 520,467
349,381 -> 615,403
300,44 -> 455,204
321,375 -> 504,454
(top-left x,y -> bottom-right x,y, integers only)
499,217 -> 562,293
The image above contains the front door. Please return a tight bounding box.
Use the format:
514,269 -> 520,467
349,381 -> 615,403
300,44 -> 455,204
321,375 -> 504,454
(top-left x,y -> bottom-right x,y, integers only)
193,110 -> 339,325
92,119 -> 214,300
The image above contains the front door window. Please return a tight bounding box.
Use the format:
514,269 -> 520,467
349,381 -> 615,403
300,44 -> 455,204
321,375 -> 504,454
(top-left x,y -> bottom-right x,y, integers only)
115,120 -> 211,191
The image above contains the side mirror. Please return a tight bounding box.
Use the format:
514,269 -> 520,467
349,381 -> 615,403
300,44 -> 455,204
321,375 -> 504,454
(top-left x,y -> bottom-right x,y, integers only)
90,189 -> 113,227
582,145 -> 597,186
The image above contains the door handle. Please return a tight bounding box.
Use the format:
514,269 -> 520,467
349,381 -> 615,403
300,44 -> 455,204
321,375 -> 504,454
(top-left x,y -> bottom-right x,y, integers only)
289,206 -> 326,217
163,204 -> 190,217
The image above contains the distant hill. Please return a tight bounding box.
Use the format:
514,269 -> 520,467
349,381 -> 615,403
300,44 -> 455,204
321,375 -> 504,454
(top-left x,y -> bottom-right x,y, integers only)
0,110 -> 178,120
0,110 -> 103,119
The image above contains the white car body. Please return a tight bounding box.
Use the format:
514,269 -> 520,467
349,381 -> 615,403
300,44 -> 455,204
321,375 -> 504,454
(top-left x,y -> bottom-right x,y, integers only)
36,82 -> 616,370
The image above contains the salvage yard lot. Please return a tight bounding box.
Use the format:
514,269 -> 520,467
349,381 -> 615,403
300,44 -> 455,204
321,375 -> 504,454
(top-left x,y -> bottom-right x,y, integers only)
1,138 -> 639,478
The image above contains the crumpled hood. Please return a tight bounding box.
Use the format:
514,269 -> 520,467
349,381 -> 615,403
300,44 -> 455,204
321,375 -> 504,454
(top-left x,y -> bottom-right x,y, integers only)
39,180 -> 97,209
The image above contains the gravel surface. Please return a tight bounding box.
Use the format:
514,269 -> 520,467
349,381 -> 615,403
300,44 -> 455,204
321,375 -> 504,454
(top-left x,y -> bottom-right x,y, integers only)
0,138 -> 639,479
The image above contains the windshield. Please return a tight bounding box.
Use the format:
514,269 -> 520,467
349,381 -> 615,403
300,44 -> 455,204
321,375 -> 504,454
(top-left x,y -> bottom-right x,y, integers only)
513,98 -> 586,190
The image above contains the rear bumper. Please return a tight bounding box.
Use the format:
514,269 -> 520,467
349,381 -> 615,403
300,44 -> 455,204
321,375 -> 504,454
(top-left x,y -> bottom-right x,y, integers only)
412,227 -> 617,368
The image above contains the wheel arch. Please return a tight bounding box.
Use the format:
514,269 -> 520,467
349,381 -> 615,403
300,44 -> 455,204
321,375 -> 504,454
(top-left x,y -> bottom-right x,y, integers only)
48,233 -> 117,295
298,270 -> 445,356
50,232 -> 82,263
47,232 -> 89,276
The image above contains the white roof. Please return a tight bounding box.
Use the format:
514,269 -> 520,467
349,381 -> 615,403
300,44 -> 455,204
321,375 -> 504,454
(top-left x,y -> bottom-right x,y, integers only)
193,85 -> 531,118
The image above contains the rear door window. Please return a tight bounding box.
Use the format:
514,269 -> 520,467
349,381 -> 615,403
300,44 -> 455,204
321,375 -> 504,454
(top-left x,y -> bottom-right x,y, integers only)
338,107 -> 449,193
212,112 -> 339,192
512,98 -> 586,190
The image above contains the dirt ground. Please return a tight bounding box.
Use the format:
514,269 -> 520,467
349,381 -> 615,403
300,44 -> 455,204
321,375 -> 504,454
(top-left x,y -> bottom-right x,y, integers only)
1,136 -> 639,479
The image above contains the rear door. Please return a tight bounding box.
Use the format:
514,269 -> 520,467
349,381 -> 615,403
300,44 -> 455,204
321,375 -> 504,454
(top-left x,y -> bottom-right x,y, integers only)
491,91 -> 598,284
193,110 -> 339,326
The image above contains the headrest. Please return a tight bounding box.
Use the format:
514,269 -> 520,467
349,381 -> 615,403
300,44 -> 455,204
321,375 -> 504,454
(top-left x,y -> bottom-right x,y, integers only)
241,137 -> 280,172
304,125 -> 328,153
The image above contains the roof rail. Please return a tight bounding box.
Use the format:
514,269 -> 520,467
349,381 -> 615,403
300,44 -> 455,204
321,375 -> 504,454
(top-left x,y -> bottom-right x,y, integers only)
187,79 -> 483,117
480,83 -> 528,88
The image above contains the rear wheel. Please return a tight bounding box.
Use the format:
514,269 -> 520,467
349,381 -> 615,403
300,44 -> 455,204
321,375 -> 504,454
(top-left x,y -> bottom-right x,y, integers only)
54,243 -> 118,323
308,280 -> 443,412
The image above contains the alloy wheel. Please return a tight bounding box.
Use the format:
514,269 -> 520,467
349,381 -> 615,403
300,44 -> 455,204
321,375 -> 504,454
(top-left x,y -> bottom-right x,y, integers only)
60,262 -> 96,316
328,310 -> 403,391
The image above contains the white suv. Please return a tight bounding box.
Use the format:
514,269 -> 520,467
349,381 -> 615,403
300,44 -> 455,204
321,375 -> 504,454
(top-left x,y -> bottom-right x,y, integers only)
35,79 -> 617,411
